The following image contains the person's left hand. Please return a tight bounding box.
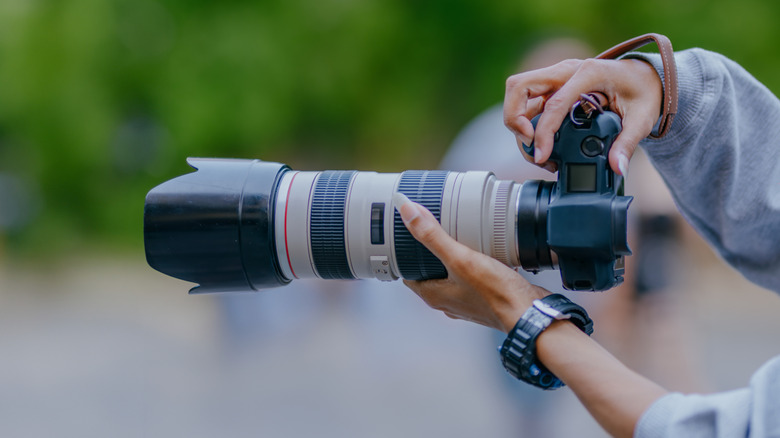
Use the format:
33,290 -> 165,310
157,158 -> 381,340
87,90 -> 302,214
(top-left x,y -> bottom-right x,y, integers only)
503,58 -> 663,176
394,193 -> 549,333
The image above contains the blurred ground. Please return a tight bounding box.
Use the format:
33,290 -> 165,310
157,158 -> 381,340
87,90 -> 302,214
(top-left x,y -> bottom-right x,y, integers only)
0,227 -> 779,438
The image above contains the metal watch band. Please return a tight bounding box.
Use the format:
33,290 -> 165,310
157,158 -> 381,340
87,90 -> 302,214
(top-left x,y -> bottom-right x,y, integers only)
499,293 -> 593,390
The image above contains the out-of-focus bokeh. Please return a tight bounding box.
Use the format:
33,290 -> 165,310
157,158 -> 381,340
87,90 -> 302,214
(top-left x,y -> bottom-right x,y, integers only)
2,1 -> 780,437
4,0 -> 780,252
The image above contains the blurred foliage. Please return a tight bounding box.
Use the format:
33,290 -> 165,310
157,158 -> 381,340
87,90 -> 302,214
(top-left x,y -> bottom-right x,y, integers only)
1,0 -> 780,253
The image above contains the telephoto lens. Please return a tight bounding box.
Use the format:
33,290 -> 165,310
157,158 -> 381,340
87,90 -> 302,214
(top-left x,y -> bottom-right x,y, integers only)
144,155 -> 632,293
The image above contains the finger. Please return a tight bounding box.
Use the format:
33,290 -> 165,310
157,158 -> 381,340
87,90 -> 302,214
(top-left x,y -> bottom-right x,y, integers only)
504,61 -> 580,146
533,60 -> 606,164
395,194 -> 522,289
523,96 -> 547,121
511,96 -> 547,149
512,96 -> 545,162
402,279 -> 426,299
504,99 -> 535,147
443,312 -> 461,320
608,105 -> 657,176
403,278 -> 454,309
393,193 -> 469,264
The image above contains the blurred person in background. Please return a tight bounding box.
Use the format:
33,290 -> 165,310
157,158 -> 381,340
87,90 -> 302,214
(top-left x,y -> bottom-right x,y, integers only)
398,39 -> 780,438
440,36 -> 704,436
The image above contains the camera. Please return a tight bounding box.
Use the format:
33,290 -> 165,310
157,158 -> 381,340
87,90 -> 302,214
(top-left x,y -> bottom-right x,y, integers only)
144,110 -> 631,293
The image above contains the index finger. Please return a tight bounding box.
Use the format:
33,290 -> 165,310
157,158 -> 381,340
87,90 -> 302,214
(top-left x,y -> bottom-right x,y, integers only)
393,193 -> 471,265
504,60 -> 582,155
533,59 -> 610,163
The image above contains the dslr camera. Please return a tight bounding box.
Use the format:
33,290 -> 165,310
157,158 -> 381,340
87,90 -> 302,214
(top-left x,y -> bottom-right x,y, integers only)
144,110 -> 631,293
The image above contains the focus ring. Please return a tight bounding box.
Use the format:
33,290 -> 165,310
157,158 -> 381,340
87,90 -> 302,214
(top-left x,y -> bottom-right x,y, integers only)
394,170 -> 449,280
492,180 -> 513,266
310,170 -> 356,279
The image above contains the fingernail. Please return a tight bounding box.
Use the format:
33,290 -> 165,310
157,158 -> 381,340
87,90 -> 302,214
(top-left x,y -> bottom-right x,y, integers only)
518,134 -> 532,147
534,147 -> 543,164
618,154 -> 629,177
393,192 -> 419,224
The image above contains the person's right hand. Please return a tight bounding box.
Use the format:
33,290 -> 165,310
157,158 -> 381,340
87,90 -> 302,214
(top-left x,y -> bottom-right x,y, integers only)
394,193 -> 548,333
503,58 -> 663,176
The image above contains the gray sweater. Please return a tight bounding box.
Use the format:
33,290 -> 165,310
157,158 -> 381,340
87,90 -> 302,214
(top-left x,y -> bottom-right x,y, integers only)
633,49 -> 780,437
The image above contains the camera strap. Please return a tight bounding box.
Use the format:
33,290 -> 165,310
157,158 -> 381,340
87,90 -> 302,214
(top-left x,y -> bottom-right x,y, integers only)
594,33 -> 678,138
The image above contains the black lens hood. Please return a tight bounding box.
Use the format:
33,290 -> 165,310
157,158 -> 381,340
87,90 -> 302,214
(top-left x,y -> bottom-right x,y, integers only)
144,158 -> 290,293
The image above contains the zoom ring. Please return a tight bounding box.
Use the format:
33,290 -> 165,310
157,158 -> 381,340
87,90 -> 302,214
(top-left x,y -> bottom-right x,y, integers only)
394,170 -> 449,280
310,170 -> 356,279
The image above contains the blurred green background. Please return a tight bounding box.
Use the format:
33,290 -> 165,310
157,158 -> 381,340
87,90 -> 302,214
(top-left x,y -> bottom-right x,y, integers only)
1,0 -> 779,255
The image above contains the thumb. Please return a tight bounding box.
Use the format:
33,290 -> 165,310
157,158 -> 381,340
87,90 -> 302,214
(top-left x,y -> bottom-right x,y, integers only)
609,110 -> 655,177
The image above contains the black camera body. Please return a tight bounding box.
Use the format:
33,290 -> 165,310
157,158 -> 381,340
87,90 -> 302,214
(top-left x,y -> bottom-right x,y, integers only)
519,110 -> 631,290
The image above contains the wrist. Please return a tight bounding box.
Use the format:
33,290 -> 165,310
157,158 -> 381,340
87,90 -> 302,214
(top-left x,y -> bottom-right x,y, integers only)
624,58 -> 664,118
497,285 -> 549,333
499,294 -> 593,389
536,318 -> 590,363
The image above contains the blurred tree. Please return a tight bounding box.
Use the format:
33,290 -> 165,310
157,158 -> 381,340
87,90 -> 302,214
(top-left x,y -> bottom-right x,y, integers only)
0,0 -> 779,253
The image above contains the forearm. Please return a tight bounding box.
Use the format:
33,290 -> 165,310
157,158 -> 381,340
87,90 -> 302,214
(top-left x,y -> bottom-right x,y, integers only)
536,321 -> 667,438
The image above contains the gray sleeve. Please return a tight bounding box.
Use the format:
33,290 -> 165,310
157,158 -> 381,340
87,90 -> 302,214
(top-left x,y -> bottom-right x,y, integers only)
635,355 -> 780,438
627,49 -> 780,437
632,48 -> 780,293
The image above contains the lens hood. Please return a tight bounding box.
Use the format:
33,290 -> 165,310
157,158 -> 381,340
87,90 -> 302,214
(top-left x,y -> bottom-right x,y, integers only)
144,158 -> 290,293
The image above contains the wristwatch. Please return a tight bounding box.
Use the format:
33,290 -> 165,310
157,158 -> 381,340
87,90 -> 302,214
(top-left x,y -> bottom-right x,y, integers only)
499,293 -> 593,390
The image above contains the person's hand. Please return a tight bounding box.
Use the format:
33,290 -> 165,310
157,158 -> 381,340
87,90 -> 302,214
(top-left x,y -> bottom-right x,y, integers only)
503,58 -> 663,176
393,193 -> 549,333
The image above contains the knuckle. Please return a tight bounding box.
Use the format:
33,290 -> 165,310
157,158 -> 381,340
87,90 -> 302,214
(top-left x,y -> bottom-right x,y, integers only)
502,112 -> 513,126
505,74 -> 522,91
430,302 -> 447,312
557,58 -> 582,71
424,296 -> 447,311
503,113 -> 520,131
543,94 -> 568,112
403,279 -> 421,291
579,58 -> 602,72
620,132 -> 641,146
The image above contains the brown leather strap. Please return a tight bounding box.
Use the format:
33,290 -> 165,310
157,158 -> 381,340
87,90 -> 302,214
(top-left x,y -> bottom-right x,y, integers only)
596,33 -> 678,138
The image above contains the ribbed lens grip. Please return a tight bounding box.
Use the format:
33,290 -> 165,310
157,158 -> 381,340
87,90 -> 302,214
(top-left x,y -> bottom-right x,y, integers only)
492,180 -> 513,266
394,170 -> 449,280
310,170 -> 356,279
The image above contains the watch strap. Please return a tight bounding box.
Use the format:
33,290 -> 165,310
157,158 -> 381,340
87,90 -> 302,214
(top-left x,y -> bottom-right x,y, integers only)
534,293 -> 593,335
500,304 -> 564,390
500,294 -> 593,390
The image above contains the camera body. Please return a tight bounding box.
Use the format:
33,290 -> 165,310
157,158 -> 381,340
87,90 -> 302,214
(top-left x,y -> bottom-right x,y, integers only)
520,110 -> 630,290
